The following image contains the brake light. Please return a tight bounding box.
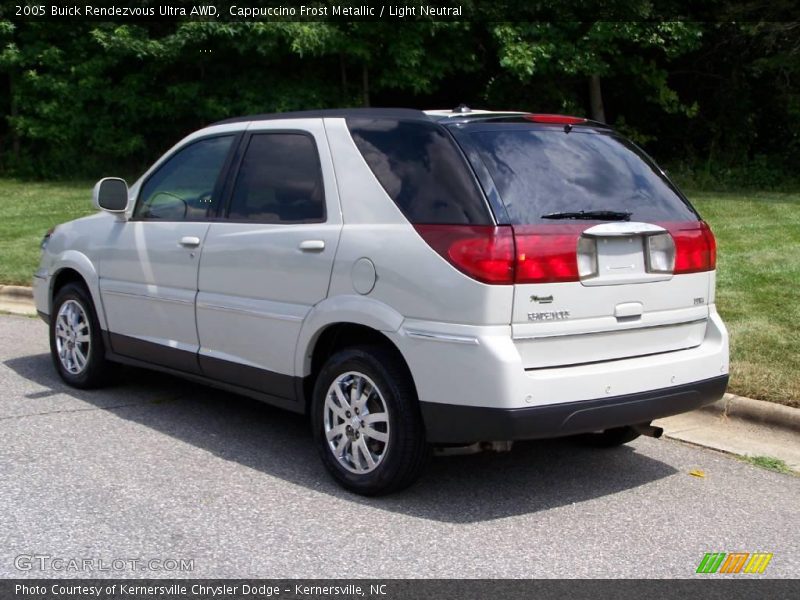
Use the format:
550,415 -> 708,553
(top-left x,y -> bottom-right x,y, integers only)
416,220 -> 716,284
414,223 -> 587,284
513,224 -> 584,283
525,114 -> 587,125
664,221 -> 716,273
414,225 -> 515,284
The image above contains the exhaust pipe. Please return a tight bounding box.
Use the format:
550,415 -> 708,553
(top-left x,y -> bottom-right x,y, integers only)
633,423 -> 663,438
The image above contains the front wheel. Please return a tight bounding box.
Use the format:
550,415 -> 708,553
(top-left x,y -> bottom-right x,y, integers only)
49,283 -> 115,389
311,346 -> 428,496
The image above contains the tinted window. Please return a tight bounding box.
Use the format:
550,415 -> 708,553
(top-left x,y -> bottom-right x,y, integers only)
347,118 -> 491,225
463,126 -> 698,224
227,133 -> 325,223
136,135 -> 234,220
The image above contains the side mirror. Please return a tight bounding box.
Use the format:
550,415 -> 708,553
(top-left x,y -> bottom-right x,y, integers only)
92,177 -> 129,213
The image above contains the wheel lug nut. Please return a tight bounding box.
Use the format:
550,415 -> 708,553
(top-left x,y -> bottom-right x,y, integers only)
346,411 -> 351,418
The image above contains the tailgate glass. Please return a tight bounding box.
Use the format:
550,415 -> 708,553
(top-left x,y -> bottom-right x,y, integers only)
458,125 -> 698,225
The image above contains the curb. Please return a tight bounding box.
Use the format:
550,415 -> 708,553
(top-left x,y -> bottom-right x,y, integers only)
0,285 -> 34,301
700,393 -> 800,434
1,284 -> 799,432
0,285 -> 36,316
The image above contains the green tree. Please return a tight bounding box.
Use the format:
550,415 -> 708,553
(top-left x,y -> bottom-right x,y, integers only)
491,21 -> 701,127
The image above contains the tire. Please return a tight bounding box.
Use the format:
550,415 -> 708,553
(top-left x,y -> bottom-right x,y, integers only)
311,346 -> 429,496
574,425 -> 642,448
49,282 -> 115,389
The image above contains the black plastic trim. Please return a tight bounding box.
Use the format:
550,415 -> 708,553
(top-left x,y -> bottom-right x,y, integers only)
37,310 -> 50,324
109,332 -> 201,374
199,354 -> 295,400
420,375 -> 729,444
103,331 -> 304,414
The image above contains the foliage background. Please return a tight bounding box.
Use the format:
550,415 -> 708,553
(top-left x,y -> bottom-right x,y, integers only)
0,4 -> 798,185
0,4 -> 798,406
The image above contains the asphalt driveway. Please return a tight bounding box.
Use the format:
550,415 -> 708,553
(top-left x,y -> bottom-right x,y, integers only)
1,314 -> 797,578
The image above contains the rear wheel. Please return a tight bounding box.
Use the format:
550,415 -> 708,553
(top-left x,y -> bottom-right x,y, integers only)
575,426 -> 642,448
50,283 -> 114,389
311,346 -> 428,496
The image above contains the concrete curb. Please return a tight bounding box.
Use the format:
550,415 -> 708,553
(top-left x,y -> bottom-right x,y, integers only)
700,393 -> 800,434
0,285 -> 34,301
0,285 -> 36,316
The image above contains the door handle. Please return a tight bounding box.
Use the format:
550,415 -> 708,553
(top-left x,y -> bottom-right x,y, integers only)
179,236 -> 201,247
299,240 -> 325,252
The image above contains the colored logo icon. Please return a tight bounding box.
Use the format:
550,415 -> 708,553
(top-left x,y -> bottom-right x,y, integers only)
696,552 -> 773,574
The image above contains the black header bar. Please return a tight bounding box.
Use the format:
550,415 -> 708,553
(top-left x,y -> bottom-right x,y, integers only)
3,0 -> 800,22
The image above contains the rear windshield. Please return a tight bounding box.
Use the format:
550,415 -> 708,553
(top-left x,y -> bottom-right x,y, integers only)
459,125 -> 698,224
347,118 -> 491,225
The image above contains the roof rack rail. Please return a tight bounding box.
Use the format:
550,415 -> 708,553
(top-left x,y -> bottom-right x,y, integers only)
211,107 -> 430,126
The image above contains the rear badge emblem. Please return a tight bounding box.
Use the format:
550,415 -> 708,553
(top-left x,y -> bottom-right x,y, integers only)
530,295 -> 554,304
528,311 -> 570,322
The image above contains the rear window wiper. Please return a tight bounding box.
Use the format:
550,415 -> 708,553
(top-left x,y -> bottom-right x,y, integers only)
540,210 -> 632,221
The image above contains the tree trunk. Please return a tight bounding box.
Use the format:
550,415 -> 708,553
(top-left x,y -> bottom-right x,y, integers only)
339,53 -> 348,103
9,72 -> 20,159
588,74 -> 606,123
362,64 -> 370,107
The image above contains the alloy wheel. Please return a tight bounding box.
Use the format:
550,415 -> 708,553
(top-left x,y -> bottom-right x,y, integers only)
54,299 -> 91,375
323,371 -> 390,474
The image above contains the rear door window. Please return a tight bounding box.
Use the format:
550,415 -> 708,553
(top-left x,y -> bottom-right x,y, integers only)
227,133 -> 325,223
459,125 -> 698,224
347,118 -> 491,225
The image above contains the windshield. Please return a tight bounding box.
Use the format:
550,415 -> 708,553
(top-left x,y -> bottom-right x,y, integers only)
458,125 -> 699,225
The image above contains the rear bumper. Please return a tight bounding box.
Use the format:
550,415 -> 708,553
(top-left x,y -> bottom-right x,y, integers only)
421,375 -> 728,443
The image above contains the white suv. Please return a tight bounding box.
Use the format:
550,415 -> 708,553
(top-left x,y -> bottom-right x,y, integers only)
34,108 -> 729,495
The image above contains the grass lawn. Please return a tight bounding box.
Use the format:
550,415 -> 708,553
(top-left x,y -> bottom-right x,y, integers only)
0,179 -> 95,285
0,178 -> 797,406
691,191 -> 800,407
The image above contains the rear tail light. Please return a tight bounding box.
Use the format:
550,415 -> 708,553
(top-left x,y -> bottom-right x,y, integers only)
414,224 -> 586,284
413,225 -> 515,284
513,224 -> 584,283
416,220 -> 716,285
664,221 -> 716,273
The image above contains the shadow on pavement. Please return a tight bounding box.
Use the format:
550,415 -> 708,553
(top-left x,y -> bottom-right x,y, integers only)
5,352 -> 678,523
